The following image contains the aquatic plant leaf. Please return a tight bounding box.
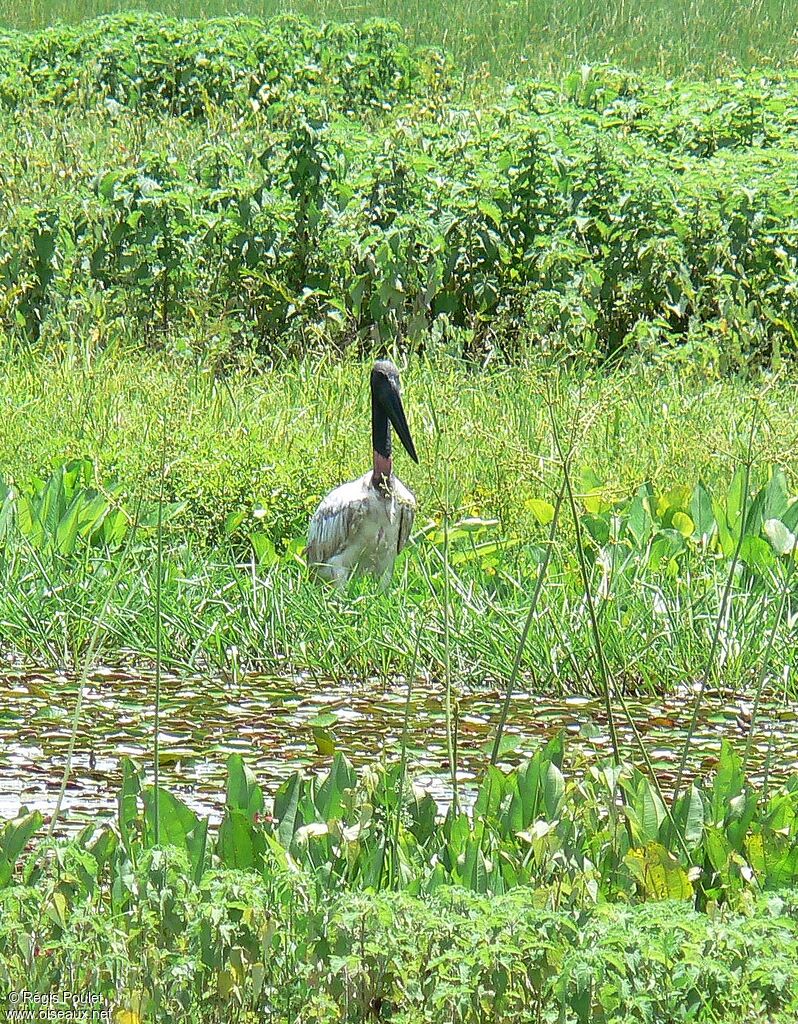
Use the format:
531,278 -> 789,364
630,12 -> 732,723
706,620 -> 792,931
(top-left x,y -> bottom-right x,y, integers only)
274,772 -> 304,848
726,467 -> 747,539
0,811 -> 43,889
225,754 -> 264,817
673,784 -> 705,848
712,498 -> 735,556
142,786 -> 205,862
671,512 -> 694,538
627,486 -> 654,547
648,529 -> 684,569
312,727 -> 336,756
690,480 -> 715,545
218,808 -> 261,870
526,498 -> 555,525
764,517 -> 796,556
711,741 -> 744,825
629,777 -> 666,845
315,753 -> 356,821
118,757 -> 141,855
761,468 -> 789,523
739,535 -> 774,570
625,842 -> 693,900
474,765 -> 507,818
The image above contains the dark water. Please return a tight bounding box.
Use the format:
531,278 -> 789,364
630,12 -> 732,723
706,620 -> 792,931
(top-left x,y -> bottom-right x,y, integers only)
1,668 -> 797,833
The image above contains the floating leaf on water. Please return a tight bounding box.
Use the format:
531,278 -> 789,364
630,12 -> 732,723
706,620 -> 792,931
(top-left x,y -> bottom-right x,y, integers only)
481,734 -> 523,759
306,712 -> 339,729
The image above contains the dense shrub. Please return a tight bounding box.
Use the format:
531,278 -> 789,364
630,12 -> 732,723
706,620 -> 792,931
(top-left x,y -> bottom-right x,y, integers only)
0,17 -> 797,365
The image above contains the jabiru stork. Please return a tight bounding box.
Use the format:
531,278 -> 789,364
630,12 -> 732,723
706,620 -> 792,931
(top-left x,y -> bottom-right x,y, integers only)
307,360 -> 418,588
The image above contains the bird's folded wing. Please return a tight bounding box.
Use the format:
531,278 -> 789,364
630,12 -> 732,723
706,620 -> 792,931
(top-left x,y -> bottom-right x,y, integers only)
307,496 -> 370,567
397,499 -> 415,555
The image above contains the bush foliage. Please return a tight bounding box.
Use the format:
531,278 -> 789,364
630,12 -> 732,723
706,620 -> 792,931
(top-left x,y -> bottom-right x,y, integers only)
1,15 -> 797,365
2,747 -> 798,1022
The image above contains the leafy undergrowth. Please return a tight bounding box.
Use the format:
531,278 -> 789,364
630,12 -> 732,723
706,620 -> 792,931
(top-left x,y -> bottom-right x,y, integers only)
2,15 -> 798,366
2,744 -> 798,1021
2,875 -> 797,1023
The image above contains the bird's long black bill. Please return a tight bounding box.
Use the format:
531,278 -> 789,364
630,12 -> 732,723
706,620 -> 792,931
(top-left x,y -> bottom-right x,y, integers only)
385,386 -> 419,463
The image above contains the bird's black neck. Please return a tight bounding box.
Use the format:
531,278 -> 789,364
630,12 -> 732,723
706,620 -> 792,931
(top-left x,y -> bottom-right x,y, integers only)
372,399 -> 391,461
372,396 -> 392,488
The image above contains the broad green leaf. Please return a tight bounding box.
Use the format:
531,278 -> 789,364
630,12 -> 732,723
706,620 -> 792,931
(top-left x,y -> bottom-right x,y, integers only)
408,789 -> 437,844
225,754 -> 264,817
761,467 -> 789,522
690,480 -> 715,545
648,529 -> 684,569
582,513 -> 610,545
0,811 -> 43,889
764,517 -> 796,556
483,733 -> 524,760
312,727 -> 336,756
751,834 -> 798,887
705,825 -> 733,874
274,772 -> 303,848
671,511 -> 694,538
307,712 -> 338,728
575,466 -> 607,513
783,499 -> 798,532
217,809 -> 261,870
542,731 -> 565,769
712,498 -> 735,556
542,761 -> 564,819
474,765 -> 506,818
627,486 -> 653,547
725,790 -> 757,852
676,784 -> 705,848
525,498 -> 555,525
142,787 -> 204,856
630,778 -> 665,845
56,502 -> 81,555
739,535 -> 775,571
118,757 -> 141,854
656,485 -> 691,520
315,753 -> 356,821
711,740 -> 744,825
726,466 -> 747,539
625,842 -> 693,900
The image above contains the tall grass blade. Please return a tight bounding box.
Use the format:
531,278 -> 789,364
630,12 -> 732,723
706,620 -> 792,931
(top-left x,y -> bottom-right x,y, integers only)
490,478 -> 565,765
671,403 -> 759,809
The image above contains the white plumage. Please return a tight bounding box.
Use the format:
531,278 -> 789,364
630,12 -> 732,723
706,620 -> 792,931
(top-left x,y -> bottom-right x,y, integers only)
306,359 -> 418,589
307,472 -> 416,588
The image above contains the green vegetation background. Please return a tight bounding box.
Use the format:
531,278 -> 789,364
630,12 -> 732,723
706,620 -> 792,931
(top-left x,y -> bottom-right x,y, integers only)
1,7 -> 798,1022
4,0 -> 798,78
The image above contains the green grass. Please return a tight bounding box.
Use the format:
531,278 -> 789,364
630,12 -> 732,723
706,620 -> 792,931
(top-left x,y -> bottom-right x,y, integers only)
2,0 -> 798,78
1,348 -> 796,695
0,13 -> 795,706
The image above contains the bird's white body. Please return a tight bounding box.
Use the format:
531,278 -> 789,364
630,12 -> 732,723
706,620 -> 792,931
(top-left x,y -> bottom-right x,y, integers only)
307,471 -> 416,588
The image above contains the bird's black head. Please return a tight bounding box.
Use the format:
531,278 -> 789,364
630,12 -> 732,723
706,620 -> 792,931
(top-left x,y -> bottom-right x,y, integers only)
370,360 -> 418,464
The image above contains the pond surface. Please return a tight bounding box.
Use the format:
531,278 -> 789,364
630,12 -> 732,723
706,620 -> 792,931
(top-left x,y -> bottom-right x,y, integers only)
1,668 -> 797,834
